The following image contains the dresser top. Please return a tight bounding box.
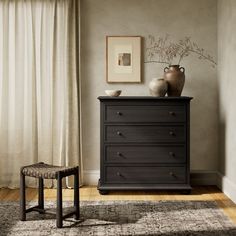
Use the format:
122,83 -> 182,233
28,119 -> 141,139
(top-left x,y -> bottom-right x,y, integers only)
98,96 -> 193,100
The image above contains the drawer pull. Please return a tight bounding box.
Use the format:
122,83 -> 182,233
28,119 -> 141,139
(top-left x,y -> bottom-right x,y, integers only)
169,172 -> 175,177
116,111 -> 122,116
169,152 -> 175,157
169,111 -> 176,116
117,172 -> 122,177
117,152 -> 122,156
117,131 -> 122,136
169,131 -> 175,136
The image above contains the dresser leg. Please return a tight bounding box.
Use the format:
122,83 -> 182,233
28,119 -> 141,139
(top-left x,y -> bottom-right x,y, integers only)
99,190 -> 109,195
182,190 -> 191,195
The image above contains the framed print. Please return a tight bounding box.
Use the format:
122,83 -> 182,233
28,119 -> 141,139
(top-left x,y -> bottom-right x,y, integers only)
106,36 -> 141,83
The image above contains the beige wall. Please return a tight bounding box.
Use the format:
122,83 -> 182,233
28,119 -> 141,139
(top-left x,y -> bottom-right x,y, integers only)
218,0 -> 236,195
81,0 -> 218,175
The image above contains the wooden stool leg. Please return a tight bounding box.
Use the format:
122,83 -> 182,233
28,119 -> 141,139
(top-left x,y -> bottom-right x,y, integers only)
74,168 -> 80,220
20,171 -> 26,221
38,177 -> 44,213
57,172 -> 63,228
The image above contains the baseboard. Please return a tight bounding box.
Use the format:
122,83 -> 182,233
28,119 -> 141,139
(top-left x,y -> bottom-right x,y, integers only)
217,172 -> 236,204
83,170 -> 218,186
83,170 -> 100,186
190,170 -> 218,186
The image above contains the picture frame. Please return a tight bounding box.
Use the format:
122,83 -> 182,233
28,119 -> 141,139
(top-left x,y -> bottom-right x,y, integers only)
106,36 -> 141,83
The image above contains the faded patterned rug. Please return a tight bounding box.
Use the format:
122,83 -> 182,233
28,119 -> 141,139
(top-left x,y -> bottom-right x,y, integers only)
0,201 -> 236,236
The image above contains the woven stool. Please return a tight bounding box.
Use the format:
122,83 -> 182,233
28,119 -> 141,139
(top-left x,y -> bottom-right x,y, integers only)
20,162 -> 80,228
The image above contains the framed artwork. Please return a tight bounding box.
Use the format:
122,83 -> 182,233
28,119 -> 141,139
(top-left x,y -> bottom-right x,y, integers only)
106,36 -> 141,83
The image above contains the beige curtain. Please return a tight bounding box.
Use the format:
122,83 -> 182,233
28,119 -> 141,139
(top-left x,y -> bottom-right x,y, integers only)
0,0 -> 82,188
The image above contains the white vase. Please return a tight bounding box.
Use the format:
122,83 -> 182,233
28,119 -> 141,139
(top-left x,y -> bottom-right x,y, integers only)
149,78 -> 168,97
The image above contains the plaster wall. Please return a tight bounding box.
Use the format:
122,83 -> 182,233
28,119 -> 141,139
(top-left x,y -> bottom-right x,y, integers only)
80,0 -> 218,178
217,0 -> 236,201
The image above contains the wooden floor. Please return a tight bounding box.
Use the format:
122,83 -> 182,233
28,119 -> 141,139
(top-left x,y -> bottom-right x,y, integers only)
1,185 -> 236,224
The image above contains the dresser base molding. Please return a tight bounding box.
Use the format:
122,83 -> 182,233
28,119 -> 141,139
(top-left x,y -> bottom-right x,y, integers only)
97,179 -> 192,194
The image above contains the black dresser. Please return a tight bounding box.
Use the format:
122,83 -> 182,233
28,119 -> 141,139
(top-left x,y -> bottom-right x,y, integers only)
98,96 -> 192,194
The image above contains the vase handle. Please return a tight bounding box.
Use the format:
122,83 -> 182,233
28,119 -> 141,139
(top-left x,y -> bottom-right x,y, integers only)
180,67 -> 185,73
164,67 -> 169,73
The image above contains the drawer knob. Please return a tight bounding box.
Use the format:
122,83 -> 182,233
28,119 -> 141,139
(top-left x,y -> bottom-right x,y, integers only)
169,131 -> 175,136
169,111 -> 175,116
117,131 -> 122,136
169,152 -> 175,157
117,152 -> 122,156
116,111 -> 122,116
169,172 -> 175,176
117,172 -> 122,176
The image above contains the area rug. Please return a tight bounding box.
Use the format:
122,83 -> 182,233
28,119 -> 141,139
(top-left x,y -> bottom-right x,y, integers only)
0,200 -> 236,236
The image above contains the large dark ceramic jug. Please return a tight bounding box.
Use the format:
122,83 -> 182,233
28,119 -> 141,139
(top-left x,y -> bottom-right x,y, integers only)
164,65 -> 185,96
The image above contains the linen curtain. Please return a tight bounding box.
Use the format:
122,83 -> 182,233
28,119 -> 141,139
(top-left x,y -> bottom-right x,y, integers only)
0,0 -> 82,188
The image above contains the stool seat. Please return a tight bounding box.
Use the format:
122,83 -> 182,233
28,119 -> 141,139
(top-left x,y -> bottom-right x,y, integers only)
21,162 -> 77,179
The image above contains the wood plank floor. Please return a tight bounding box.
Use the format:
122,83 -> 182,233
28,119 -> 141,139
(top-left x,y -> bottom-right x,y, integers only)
1,185 -> 236,224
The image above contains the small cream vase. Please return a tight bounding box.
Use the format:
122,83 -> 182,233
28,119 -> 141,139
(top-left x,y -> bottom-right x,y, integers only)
149,78 -> 168,97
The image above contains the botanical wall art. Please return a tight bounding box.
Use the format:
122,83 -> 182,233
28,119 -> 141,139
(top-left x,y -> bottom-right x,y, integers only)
106,36 -> 141,83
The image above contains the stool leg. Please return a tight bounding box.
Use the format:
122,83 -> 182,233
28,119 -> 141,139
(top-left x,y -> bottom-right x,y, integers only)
74,168 -> 80,220
38,177 -> 44,213
57,173 -> 63,228
20,172 -> 26,221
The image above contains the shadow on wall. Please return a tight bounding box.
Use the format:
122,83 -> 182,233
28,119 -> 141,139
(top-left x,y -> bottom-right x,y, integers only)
218,97 -> 226,189
185,70 -> 218,171
219,120 -> 226,177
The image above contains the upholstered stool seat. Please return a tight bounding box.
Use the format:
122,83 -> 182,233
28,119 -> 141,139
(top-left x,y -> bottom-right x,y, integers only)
20,162 -> 80,228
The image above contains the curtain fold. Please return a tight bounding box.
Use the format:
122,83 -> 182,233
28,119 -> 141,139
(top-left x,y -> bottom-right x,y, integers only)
0,0 -> 82,188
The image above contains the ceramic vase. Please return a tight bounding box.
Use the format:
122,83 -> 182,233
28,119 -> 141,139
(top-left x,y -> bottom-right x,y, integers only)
149,78 -> 168,97
164,65 -> 185,96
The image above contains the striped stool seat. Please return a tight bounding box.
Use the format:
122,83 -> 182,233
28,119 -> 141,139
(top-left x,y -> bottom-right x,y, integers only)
20,162 -> 80,228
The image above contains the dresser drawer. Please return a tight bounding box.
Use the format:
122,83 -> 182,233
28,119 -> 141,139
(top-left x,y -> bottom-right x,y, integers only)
105,166 -> 186,184
105,105 -> 186,123
105,125 -> 185,143
105,145 -> 186,164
